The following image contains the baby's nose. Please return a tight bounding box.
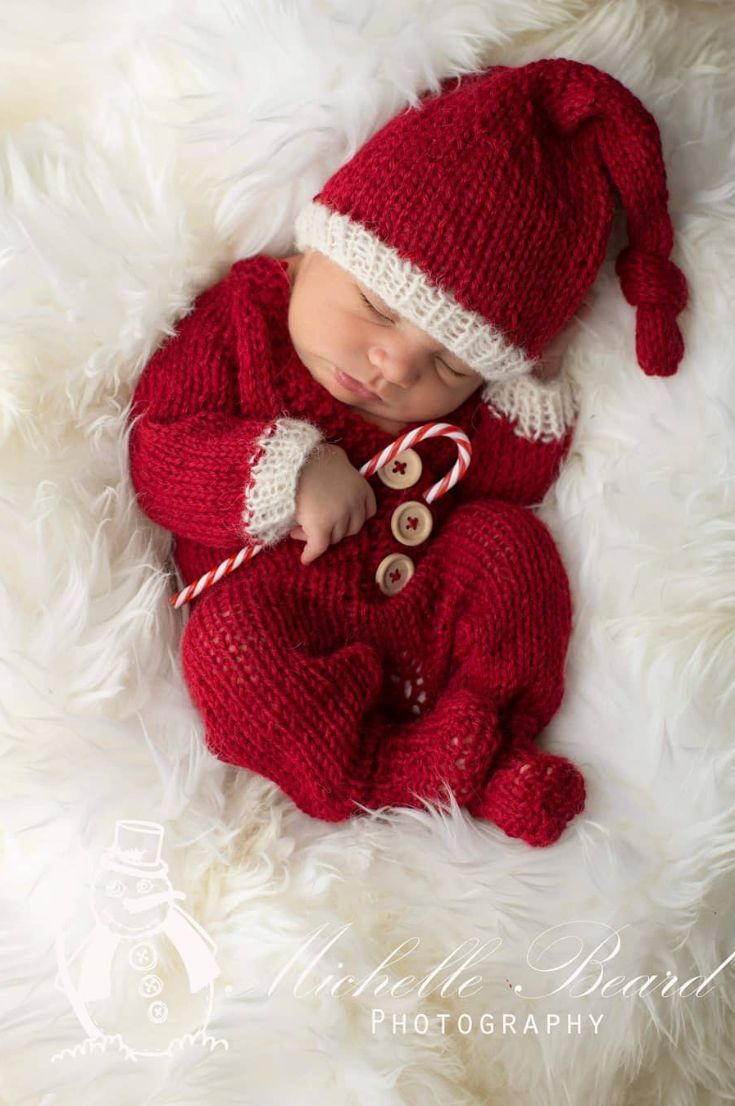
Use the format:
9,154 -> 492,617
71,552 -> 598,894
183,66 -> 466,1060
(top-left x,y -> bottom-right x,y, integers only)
371,355 -> 421,389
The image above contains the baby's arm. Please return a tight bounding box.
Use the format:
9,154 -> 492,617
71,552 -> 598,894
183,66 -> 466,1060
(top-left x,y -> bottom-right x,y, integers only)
127,270 -> 324,549
453,371 -> 579,507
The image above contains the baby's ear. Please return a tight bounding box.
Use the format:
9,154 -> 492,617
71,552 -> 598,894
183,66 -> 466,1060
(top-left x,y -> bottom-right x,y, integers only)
532,324 -> 574,382
531,357 -> 562,382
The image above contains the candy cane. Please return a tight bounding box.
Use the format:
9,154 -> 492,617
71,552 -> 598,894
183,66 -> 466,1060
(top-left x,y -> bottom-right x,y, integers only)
169,421 -> 471,609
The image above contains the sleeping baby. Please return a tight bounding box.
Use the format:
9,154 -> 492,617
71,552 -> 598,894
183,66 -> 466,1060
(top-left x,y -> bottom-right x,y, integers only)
127,59 -> 687,847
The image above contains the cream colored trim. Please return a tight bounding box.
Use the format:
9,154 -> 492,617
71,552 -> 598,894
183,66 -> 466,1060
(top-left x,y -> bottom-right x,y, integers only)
293,200 -> 536,382
482,369 -> 579,442
243,417 -> 325,546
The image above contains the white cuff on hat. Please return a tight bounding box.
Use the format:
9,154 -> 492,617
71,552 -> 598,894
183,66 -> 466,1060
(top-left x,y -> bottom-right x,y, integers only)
243,417 -> 325,547
482,369 -> 579,442
294,200 -> 536,381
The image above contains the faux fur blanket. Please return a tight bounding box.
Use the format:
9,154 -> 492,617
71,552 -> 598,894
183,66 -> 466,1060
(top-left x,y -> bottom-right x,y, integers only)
2,2 -> 734,1103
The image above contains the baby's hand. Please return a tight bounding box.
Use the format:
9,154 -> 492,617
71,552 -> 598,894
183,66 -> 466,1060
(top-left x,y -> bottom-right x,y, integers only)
291,443 -> 377,565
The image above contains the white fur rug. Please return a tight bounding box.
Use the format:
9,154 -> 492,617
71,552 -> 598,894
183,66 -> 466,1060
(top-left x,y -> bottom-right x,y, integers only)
3,2 -> 734,1103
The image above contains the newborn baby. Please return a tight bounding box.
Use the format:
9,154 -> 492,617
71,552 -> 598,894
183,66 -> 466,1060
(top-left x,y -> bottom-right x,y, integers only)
127,59 -> 687,848
128,247 -> 585,847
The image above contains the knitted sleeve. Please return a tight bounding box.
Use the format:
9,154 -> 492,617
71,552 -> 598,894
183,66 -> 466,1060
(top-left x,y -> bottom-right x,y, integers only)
127,271 -> 325,549
454,370 -> 579,507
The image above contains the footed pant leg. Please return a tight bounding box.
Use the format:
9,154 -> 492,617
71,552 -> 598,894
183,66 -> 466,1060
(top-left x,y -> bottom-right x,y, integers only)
436,498 -> 586,845
353,667 -> 507,814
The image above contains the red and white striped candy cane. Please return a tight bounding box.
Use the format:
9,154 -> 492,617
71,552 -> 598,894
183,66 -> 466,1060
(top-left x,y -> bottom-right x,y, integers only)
169,421 -> 471,609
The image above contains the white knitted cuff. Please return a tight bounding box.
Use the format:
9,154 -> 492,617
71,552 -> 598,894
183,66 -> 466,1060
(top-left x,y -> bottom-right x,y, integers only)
243,417 -> 325,546
482,369 -> 579,442
293,199 -> 536,382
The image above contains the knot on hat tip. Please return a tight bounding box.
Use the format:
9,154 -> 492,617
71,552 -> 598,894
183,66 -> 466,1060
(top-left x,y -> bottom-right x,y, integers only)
615,246 -> 689,377
615,247 -> 688,312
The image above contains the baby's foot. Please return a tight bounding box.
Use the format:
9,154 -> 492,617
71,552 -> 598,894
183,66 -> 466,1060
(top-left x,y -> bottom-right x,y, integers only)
358,686 -> 505,812
467,739 -> 585,847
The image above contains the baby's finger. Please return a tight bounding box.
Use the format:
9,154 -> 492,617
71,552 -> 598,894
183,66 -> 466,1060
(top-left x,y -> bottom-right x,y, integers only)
301,527 -> 331,565
289,525 -> 306,540
367,487 -> 377,517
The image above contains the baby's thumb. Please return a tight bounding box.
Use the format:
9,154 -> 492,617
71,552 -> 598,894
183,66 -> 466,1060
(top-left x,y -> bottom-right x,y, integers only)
301,528 -> 331,565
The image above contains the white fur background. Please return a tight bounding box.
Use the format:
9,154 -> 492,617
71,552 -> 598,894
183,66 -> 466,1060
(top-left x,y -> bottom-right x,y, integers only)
2,1 -> 734,1103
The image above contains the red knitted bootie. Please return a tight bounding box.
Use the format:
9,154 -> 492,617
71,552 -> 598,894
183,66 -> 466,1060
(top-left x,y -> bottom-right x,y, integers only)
466,736 -> 586,847
351,676 -> 507,815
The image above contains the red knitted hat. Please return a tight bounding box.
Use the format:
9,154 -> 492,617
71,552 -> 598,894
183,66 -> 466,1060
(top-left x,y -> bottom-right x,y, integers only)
293,58 -> 688,382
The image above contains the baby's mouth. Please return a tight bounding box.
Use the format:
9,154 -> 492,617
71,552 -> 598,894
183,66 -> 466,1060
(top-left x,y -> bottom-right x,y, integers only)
333,366 -> 382,402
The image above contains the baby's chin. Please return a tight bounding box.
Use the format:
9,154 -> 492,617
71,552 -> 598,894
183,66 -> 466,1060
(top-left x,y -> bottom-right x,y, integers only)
352,398 -> 460,436
333,387 -> 414,433
354,407 -> 412,434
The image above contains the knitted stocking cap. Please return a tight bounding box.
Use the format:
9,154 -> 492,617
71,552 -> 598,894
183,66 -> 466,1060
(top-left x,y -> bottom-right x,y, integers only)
293,58 -> 689,382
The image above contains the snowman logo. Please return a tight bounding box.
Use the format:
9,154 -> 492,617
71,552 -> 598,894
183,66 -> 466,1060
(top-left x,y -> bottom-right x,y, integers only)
53,819 -> 228,1059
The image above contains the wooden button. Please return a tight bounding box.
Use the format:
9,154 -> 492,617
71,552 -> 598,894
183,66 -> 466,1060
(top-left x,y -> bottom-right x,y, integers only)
375,553 -> 415,596
377,448 -> 422,489
390,501 -> 433,546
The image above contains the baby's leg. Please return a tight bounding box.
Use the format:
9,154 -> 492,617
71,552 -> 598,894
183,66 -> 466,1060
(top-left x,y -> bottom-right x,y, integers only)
437,498 -> 586,846
354,670 -> 506,814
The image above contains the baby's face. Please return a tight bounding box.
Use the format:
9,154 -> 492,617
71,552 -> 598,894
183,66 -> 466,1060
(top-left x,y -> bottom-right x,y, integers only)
285,250 -> 483,434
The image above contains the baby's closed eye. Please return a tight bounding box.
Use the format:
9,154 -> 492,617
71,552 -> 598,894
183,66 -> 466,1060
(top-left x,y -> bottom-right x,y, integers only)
358,289 -> 473,381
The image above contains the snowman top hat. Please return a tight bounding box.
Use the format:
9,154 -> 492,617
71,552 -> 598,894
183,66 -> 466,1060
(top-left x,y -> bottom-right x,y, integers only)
100,819 -> 169,879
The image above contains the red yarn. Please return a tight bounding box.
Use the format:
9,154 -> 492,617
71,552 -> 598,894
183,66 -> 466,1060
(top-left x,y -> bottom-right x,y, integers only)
128,255 -> 585,847
299,58 -> 688,377
615,247 -> 689,375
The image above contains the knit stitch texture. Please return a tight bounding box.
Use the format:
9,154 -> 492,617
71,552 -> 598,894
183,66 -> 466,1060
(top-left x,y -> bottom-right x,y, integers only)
128,255 -> 585,846
294,59 -> 688,380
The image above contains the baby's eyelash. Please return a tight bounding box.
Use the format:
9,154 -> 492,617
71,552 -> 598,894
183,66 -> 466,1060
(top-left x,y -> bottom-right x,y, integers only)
359,290 -> 465,379
359,289 -> 389,320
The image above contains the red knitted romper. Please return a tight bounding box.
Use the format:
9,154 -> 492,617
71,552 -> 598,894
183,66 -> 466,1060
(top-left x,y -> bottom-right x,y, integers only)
128,254 -> 586,846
